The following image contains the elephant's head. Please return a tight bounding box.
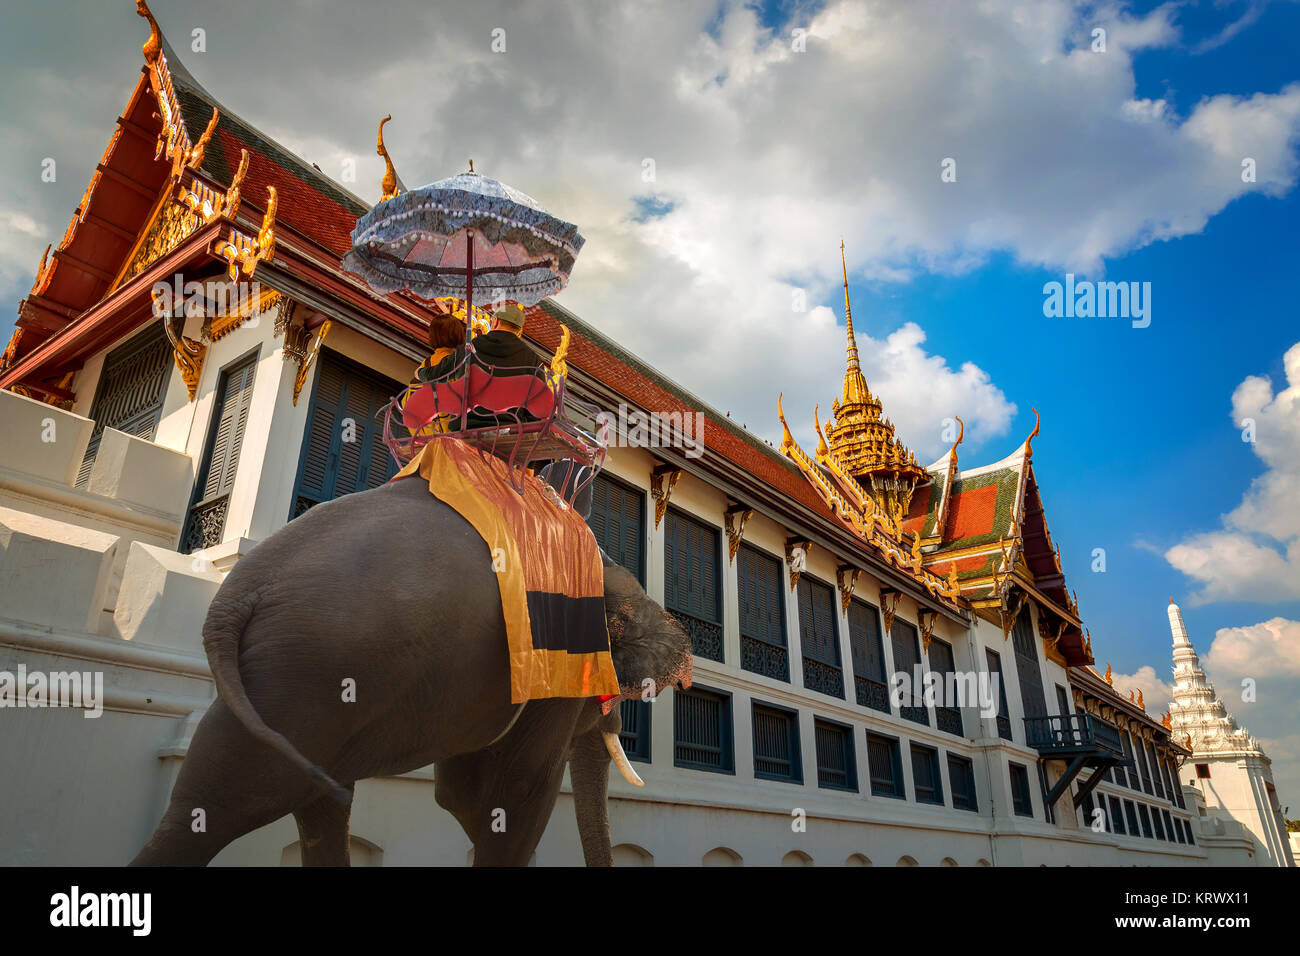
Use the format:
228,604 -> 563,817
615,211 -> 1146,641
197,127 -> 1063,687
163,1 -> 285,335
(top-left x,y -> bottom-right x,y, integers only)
569,561 -> 693,865
601,562 -> 694,714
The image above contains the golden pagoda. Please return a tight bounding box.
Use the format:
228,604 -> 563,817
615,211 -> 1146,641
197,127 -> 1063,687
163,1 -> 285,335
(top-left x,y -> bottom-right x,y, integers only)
822,241 -> 926,524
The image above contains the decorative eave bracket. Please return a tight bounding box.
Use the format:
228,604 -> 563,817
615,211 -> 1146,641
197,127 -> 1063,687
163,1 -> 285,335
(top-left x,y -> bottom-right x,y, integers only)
275,299 -> 332,405
724,503 -> 753,565
880,587 -> 902,635
917,608 -> 939,652
785,536 -> 812,591
650,464 -> 681,530
836,565 -> 861,615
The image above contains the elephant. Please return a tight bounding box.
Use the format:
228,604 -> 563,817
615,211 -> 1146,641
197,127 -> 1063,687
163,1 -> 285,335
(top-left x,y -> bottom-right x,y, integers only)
129,472 -> 693,866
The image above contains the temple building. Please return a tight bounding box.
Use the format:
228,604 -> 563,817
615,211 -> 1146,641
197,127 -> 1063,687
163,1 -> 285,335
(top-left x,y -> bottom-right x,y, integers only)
0,3 -> 1288,866
1166,601 -> 1294,866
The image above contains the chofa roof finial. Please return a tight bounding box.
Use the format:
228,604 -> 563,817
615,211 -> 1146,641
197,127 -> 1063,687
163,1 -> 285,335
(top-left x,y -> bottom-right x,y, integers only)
1023,407 -> 1040,458
137,0 -> 161,65
377,116 -> 401,203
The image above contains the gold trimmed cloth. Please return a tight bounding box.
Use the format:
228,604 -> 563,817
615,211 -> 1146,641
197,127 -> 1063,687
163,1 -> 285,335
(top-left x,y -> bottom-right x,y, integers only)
394,438 -> 618,703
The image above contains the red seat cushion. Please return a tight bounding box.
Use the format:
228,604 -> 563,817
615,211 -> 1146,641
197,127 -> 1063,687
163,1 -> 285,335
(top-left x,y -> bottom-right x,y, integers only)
403,365 -> 554,431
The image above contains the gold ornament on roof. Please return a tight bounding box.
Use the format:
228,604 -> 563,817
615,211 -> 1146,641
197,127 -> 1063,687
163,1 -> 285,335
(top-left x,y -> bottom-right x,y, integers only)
820,241 -> 925,525
137,0 -> 161,65
1104,663 -> 1113,685
376,115 -> 402,203
1137,689 -> 1145,710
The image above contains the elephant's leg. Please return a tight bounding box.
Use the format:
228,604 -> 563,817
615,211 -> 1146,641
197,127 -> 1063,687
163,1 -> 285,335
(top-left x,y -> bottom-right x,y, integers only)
435,750 -> 490,844
464,700 -> 583,867
293,785 -> 355,866
131,700 -> 321,866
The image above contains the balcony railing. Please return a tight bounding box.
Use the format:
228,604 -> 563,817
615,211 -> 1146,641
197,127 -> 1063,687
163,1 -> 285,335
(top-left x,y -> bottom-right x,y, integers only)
802,657 -> 844,699
1024,712 -> 1125,758
854,676 -> 890,714
669,609 -> 723,662
741,635 -> 790,682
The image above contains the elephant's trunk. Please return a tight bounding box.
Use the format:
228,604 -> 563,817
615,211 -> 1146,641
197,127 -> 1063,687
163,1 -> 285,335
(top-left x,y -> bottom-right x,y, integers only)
570,725 -> 614,866
603,732 -> 644,786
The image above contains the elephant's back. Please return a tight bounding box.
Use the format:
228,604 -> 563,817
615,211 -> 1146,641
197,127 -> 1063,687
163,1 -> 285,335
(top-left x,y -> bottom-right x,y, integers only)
210,475 -> 517,770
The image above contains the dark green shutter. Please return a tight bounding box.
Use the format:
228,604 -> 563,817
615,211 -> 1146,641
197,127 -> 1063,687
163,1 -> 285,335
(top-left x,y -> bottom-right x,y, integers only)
181,352 -> 257,552
77,324 -> 171,486
291,351 -> 401,519
587,473 -> 645,584
738,544 -> 784,646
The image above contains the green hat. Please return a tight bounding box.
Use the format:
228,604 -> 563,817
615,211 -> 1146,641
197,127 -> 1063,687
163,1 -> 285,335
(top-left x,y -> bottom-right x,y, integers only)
494,303 -> 526,330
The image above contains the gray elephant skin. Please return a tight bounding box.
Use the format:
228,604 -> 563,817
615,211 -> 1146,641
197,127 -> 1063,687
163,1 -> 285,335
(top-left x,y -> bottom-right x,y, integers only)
129,474 -> 693,866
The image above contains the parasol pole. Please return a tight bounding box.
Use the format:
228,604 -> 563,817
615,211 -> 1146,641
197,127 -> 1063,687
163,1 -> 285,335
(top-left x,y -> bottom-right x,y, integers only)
464,231 -> 475,347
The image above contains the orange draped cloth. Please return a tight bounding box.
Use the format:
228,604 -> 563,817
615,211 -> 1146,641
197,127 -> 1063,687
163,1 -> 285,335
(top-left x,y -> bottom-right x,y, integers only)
394,438 -> 619,703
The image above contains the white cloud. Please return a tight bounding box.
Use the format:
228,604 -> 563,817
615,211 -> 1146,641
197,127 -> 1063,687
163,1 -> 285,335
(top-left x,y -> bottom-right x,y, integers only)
1105,663 -> 1174,719
2,0 -> 1299,459
1166,342 -> 1300,603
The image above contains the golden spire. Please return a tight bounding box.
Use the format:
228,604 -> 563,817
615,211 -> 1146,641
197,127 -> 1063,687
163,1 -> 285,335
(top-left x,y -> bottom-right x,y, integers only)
821,240 -> 925,525
840,238 -> 869,406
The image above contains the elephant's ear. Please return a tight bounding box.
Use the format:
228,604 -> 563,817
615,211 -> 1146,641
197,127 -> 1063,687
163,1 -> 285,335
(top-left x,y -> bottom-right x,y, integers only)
602,564 -> 693,705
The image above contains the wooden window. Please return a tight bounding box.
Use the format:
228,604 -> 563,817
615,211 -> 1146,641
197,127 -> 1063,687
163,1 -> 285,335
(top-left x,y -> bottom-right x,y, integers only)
1117,733 -> 1137,789
664,509 -> 723,662
1108,795 -> 1127,835
929,638 -> 963,736
814,718 -> 856,791
1138,804 -> 1154,838
797,577 -> 843,699
738,543 -> 788,682
1152,807 -> 1166,840
947,754 -> 977,811
588,473 -> 645,584
890,620 -> 928,725
1184,819 -> 1195,845
290,351 -> 401,519
180,352 -> 256,553
1195,763 -> 1211,779
910,744 -> 943,805
866,732 -> 904,798
673,686 -> 733,773
1135,737 -> 1154,795
1055,684 -> 1071,716
618,699 -> 651,764
77,324 -> 171,487
985,649 -> 1012,740
1010,608 -> 1048,722
1124,800 -> 1140,835
752,702 -> 801,784
847,599 -> 890,713
1009,762 -> 1033,817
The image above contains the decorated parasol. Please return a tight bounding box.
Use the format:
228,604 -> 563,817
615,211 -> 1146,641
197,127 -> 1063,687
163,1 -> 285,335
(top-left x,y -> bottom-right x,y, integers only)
342,125 -> 585,344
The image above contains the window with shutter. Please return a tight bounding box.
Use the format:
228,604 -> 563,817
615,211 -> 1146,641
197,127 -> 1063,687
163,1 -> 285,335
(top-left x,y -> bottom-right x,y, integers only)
663,509 -> 723,662
929,638 -> 963,736
847,600 -> 889,713
985,649 -> 1013,740
866,732 -> 904,798
947,754 -> 977,811
290,351 -> 401,519
77,324 -> 171,487
1124,799 -> 1140,835
673,686 -> 733,773
752,702 -> 801,783
180,352 -> 257,553
738,543 -> 788,682
814,718 -> 856,791
797,577 -> 843,699
1009,762 -> 1034,816
1108,795 -> 1126,834
1011,607 -> 1048,722
618,698 -> 651,763
910,744 -> 943,805
587,474 -> 645,584
891,620 -> 928,725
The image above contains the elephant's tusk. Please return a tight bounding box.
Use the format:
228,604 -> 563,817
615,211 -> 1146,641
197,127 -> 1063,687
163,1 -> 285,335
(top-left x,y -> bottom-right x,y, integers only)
603,732 -> 645,787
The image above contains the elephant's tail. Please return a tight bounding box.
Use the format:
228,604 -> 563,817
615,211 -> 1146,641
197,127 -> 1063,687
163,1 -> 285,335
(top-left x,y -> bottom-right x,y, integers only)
202,586 -> 352,806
